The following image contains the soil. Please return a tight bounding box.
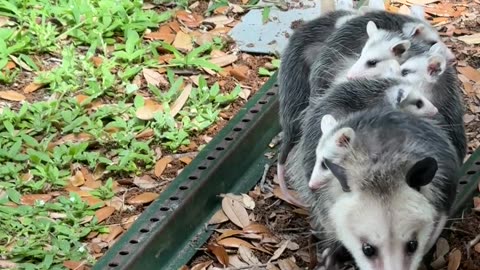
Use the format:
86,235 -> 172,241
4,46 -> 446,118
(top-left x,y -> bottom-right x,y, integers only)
443,211 -> 480,270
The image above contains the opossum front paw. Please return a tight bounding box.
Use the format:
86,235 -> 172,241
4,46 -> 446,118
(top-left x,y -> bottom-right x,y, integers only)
315,248 -> 339,270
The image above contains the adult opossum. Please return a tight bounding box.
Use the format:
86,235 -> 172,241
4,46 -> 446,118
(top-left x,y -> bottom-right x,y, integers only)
278,9 -> 451,205
287,107 -> 460,270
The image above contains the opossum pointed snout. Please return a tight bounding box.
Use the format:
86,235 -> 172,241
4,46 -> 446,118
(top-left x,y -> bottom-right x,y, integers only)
430,107 -> 439,117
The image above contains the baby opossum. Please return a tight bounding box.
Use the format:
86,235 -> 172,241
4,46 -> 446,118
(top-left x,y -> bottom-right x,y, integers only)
278,3 -> 358,206
397,44 -> 467,161
307,78 -> 439,190
287,107 -> 460,270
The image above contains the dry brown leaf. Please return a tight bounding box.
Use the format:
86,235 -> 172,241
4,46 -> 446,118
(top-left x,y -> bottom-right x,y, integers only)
4,61 -> 16,70
230,66 -> 249,81
95,206 -> 116,223
20,194 -> 52,205
179,156 -> 192,164
127,192 -> 159,204
277,257 -> 300,270
242,194 -> 255,210
0,91 -> 26,102
144,28 -> 175,44
474,197 -> 480,210
23,83 -> 44,93
243,223 -> 271,234
239,89 -> 251,100
63,261 -> 85,270
52,133 -> 93,147
406,0 -> 439,4
191,260 -> 212,270
398,5 -> 411,15
221,196 -> 250,228
170,84 -> 192,117
135,100 -> 163,120
9,55 -> 33,71
154,156 -> 173,177
133,175 -> 160,189
176,10 -> 203,28
447,249 -> 461,270
217,229 -> 244,241
173,31 -> 193,51
217,237 -> 255,249
104,225 -> 124,243
121,214 -> 139,230
238,246 -> 261,265
269,240 -> 290,262
0,16 -> 11,27
267,262 -> 280,270
143,68 -> 164,86
208,209 -> 229,225
435,237 -> 449,259
70,170 -> 85,187
136,128 -> 154,139
210,54 -> 238,68
203,15 -> 234,26
207,244 -> 229,266
457,66 -> 480,82
228,255 -> 249,268
458,33 -> 480,45
474,243 -> 480,253
83,180 -> 102,189
90,56 -> 103,67
83,196 -> 105,207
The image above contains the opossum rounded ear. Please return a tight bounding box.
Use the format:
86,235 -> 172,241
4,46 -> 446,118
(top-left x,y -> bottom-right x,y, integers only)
366,21 -> 378,37
324,159 -> 350,192
333,127 -> 355,148
429,42 -> 443,54
321,114 -> 338,134
406,157 -> 438,190
390,40 -> 411,57
402,23 -> 425,38
427,55 -> 446,78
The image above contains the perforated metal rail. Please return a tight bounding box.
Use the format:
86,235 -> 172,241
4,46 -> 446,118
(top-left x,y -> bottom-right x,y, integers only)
93,69 -> 480,269
94,74 -> 282,270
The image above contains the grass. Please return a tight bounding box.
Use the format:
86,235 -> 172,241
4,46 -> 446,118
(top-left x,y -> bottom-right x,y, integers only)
0,0 -> 260,268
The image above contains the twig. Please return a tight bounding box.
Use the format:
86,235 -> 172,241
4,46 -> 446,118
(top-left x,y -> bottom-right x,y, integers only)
469,233 -> 480,248
226,263 -> 270,270
260,163 -> 270,193
169,152 -> 199,159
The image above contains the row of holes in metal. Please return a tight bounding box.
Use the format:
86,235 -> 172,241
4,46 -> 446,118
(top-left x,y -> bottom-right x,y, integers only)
458,160 -> 480,185
107,90 -> 277,267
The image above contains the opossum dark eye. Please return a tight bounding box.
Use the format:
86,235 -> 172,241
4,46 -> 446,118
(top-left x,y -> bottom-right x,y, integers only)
401,69 -> 413,76
416,100 -> 424,109
362,243 -> 377,258
321,161 -> 327,170
406,240 -> 418,255
366,60 -> 378,67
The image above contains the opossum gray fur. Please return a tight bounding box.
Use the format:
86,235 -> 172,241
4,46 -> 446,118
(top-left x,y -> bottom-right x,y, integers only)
306,78 -> 439,189
286,107 -> 459,270
278,10 -> 447,204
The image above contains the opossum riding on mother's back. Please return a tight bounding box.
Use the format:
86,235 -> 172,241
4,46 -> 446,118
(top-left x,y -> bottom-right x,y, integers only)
286,107 -> 460,270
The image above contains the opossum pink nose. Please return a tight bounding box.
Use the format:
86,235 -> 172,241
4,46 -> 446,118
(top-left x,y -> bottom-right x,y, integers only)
430,107 -> 438,116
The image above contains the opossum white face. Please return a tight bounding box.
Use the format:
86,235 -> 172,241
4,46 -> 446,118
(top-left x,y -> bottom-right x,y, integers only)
331,190 -> 436,270
400,46 -> 447,85
324,128 -> 439,270
309,115 -> 352,190
347,21 -> 411,79
385,86 -> 438,117
403,6 -> 456,64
